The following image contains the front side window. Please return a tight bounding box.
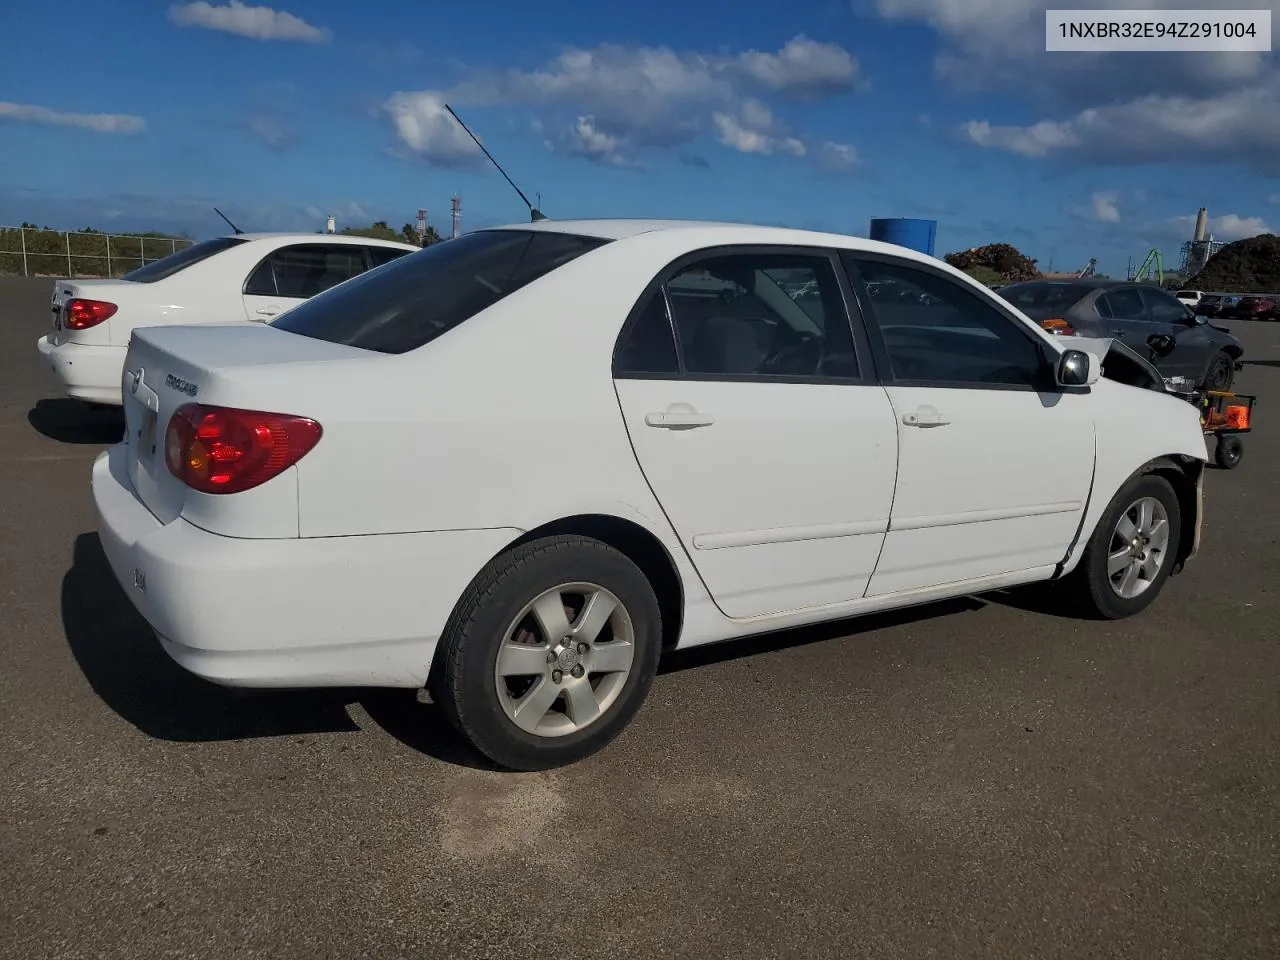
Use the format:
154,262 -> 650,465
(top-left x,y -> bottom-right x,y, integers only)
122,236 -> 247,283
271,229 -> 609,354
850,256 -> 1046,387
1141,288 -> 1192,324
1097,288 -> 1146,321
663,252 -> 858,378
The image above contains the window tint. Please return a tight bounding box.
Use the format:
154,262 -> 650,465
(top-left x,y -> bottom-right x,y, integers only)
663,253 -> 858,378
271,229 -> 609,354
268,244 -> 368,299
615,293 -> 680,376
369,245 -> 414,267
1097,288 -> 1146,321
121,237 -> 247,283
1141,287 -> 1191,323
852,257 -> 1045,387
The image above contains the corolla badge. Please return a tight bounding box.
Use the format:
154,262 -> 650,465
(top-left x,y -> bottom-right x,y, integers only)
165,373 -> 199,397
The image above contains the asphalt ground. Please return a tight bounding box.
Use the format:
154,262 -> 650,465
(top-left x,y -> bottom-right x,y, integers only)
1,274 -> 1278,960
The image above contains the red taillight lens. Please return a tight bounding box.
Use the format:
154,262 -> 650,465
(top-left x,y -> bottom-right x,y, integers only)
1039,318 -> 1075,336
65,298 -> 118,329
164,404 -> 322,495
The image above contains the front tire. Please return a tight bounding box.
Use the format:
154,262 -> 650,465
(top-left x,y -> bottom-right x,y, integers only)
1202,350 -> 1235,392
430,535 -> 662,771
1066,474 -> 1182,620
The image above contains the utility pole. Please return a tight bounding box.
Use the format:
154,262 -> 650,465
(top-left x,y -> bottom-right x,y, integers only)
450,195 -> 461,239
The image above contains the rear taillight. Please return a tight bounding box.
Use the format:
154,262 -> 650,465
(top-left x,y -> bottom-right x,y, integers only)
164,404 -> 322,495
65,298 -> 118,329
1039,318 -> 1075,336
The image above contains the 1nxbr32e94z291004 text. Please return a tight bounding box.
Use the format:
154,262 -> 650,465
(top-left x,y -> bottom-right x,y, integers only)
1046,8 -> 1272,51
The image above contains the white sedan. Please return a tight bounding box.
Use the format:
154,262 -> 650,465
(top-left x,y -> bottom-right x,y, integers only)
36,232 -> 419,406
91,219 -> 1209,770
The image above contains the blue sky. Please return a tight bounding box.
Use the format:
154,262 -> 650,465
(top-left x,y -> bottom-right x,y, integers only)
1,0 -> 1276,276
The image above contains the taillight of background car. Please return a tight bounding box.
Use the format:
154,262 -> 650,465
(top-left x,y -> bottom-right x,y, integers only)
1039,318 -> 1075,336
65,298 -> 118,329
164,404 -> 322,494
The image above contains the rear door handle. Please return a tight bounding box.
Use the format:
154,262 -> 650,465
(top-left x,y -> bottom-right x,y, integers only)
902,409 -> 950,427
645,411 -> 715,429
256,306 -> 282,317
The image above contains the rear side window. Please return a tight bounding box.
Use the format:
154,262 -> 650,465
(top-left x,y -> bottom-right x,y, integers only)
121,237 -> 247,283
1097,289 -> 1146,321
271,230 -> 609,354
369,245 -> 414,267
997,282 -> 1090,320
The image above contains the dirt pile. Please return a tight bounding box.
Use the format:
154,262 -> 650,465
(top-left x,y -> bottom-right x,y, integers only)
943,243 -> 1041,283
1188,234 -> 1280,293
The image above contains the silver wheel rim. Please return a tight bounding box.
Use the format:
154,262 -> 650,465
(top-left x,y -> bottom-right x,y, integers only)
493,582 -> 636,738
1107,496 -> 1170,599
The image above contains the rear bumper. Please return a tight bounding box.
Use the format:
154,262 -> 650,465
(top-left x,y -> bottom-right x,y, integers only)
37,336 -> 124,405
92,444 -> 521,689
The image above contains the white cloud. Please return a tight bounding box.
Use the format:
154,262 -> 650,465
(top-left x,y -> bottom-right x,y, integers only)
1171,212 -> 1272,242
168,1 -> 330,43
961,78 -> 1280,172
244,113 -> 297,150
712,100 -> 805,156
559,116 -> 632,166
1072,190 -> 1120,222
388,36 -> 859,167
817,141 -> 861,173
1270,194 -> 1280,204
0,101 -> 145,134
734,35 -> 860,96
381,91 -> 484,168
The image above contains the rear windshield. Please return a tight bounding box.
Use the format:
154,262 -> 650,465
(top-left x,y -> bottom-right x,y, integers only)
997,282 -> 1092,319
271,229 -> 610,354
121,236 -> 247,283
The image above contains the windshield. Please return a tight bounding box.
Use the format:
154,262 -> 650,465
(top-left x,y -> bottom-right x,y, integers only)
121,236 -> 247,283
996,282 -> 1092,320
270,229 -> 610,354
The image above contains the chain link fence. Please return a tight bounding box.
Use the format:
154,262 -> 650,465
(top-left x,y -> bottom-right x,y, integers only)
0,225 -> 193,279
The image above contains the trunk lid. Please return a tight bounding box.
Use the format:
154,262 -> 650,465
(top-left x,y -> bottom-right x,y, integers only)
121,322 -> 373,525
49,279 -> 137,346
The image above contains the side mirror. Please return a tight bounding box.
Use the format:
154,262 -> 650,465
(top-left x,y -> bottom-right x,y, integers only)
1057,348 -> 1099,387
1147,333 -> 1176,358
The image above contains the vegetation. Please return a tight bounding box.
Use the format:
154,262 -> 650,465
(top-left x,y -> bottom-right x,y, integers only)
340,220 -> 444,246
0,223 -> 192,278
961,265 -> 1005,287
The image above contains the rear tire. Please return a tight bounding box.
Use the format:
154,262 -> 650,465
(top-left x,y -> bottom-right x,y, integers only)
1063,474 -> 1182,620
1202,350 -> 1235,392
430,535 -> 662,771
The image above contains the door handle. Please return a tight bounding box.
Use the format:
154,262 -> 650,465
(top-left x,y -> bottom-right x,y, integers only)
255,306 -> 282,317
645,411 -> 715,429
902,409 -> 950,427
1110,329 -> 1126,336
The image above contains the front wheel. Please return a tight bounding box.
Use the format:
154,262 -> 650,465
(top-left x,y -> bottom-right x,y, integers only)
1064,474 -> 1182,620
430,535 -> 663,771
1202,350 -> 1235,392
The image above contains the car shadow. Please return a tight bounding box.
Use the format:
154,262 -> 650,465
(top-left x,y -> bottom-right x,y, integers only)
62,532 -> 1087,767
62,533 -> 493,768
1242,359 -> 1280,369
29,398 -> 125,445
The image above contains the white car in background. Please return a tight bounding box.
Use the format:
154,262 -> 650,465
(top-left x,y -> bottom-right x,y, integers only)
92,219 -> 1209,771
36,233 -> 419,406
1175,289 -> 1204,310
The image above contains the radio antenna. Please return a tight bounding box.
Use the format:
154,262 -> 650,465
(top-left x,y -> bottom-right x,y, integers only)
213,207 -> 243,234
444,104 -> 546,221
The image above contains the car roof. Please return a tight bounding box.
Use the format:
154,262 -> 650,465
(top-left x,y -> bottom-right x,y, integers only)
477,217 -> 960,267
221,232 -> 419,249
